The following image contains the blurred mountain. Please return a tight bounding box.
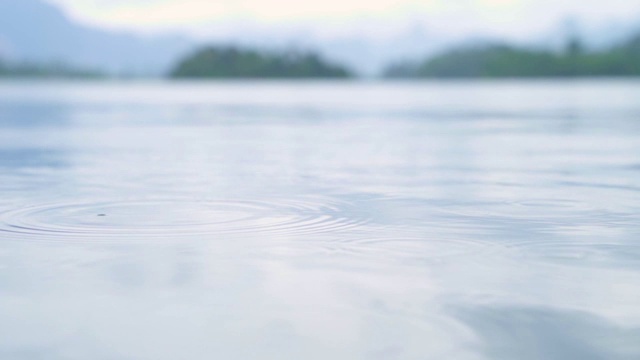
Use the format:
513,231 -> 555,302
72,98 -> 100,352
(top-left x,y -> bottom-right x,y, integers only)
1,0 -> 639,77
187,18 -> 640,77
383,32 -> 640,78
0,0 -> 192,75
170,46 -> 352,78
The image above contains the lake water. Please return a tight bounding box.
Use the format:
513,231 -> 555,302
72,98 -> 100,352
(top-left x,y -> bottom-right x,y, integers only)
1,80 -> 639,359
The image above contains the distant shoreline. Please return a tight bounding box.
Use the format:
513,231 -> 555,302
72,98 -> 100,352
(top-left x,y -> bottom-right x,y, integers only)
2,77 -> 640,83
3,31 -> 640,80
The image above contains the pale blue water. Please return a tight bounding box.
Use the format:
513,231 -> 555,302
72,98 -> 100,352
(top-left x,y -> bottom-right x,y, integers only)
0,80 -> 639,359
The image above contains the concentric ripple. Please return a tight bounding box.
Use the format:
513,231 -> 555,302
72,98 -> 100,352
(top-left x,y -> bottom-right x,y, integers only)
0,198 -> 371,242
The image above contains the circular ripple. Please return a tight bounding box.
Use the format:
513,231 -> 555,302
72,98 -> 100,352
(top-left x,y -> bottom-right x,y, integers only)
0,198 -> 371,242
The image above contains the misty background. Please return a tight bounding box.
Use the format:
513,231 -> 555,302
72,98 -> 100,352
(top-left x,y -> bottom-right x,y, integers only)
1,0 -> 640,76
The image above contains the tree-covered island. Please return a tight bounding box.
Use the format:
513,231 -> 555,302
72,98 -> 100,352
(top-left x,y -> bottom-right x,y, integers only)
169,46 -> 352,79
384,34 -> 640,78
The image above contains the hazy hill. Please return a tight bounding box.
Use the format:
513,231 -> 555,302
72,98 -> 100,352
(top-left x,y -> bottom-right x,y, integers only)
170,46 -> 352,78
2,0 -> 640,78
384,33 -> 640,78
0,0 -> 192,75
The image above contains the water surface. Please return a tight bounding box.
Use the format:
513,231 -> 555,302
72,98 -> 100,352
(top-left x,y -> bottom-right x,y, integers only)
1,80 -> 639,359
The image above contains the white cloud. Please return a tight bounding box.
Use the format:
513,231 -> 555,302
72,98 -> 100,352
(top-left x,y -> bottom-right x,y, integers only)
47,0 -> 640,40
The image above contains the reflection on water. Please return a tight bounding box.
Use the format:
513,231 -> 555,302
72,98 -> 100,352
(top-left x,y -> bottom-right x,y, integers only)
454,305 -> 640,360
0,80 -> 639,359
0,148 -> 66,169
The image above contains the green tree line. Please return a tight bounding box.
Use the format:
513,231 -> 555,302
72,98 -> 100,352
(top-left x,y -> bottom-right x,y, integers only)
169,46 -> 352,79
384,34 -> 640,78
3,33 -> 640,79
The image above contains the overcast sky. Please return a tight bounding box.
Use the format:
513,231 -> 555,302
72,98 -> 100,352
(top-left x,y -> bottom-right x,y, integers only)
48,0 -> 640,41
